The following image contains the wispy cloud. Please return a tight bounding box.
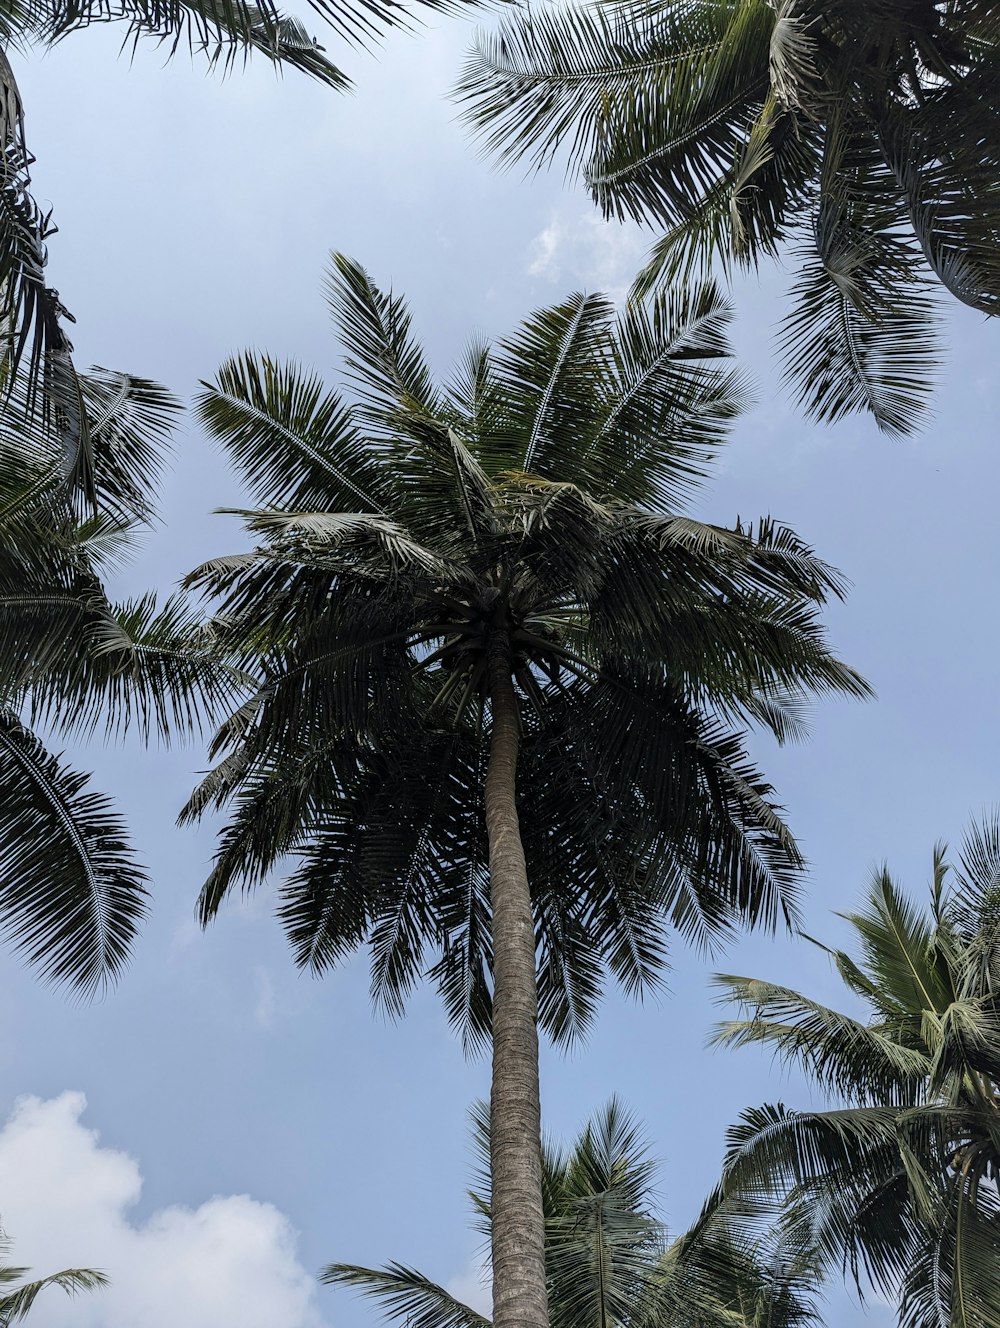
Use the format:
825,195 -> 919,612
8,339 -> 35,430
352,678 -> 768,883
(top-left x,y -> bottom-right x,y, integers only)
525,205 -> 648,302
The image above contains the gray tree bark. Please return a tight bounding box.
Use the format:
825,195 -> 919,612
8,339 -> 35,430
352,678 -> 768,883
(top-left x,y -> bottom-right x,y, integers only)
484,633 -> 548,1328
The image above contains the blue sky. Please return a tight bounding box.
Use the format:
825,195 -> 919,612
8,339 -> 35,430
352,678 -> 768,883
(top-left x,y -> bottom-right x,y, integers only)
0,14 -> 997,1328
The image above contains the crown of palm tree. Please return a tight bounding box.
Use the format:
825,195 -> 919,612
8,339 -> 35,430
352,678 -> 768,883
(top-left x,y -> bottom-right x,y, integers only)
458,0 -> 1000,436
709,814 -> 1000,1328
324,1098 -> 821,1328
185,252 -> 868,1049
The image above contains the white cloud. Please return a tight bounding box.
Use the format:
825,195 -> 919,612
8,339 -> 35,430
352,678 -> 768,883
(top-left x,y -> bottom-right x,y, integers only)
526,220 -> 564,279
0,1093 -> 325,1328
525,206 -> 648,301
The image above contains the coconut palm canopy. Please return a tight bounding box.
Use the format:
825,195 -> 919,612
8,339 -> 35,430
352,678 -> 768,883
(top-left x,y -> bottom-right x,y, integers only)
458,0 -> 1000,437
710,815 -> 1000,1328
185,252 -> 868,1048
325,1098 -> 821,1328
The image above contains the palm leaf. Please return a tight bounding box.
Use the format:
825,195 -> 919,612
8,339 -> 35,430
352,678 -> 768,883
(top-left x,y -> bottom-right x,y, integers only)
196,353 -> 389,513
322,1263 -> 490,1328
0,709 -> 148,994
0,1267 -> 109,1322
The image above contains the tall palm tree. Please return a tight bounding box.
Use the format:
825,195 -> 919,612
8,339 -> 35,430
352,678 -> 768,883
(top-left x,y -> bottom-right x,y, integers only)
184,253 -> 866,1328
324,1099 -> 820,1328
0,367 -> 243,993
709,814 -> 1000,1328
458,0 -> 1000,436
0,1237 -> 107,1326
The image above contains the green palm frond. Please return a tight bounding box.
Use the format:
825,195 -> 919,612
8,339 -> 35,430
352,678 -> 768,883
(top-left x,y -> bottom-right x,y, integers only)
711,974 -> 930,1104
713,815 -> 1000,1327
459,0 -> 1000,434
0,50 -> 84,451
31,591 -> 253,742
0,1264 -> 108,1323
776,196 -> 941,437
0,709 -> 148,995
322,1264 -> 491,1328
45,0 -> 349,84
74,368 -> 179,522
46,0 -> 474,85
197,353 -> 388,514
0,322 -> 245,996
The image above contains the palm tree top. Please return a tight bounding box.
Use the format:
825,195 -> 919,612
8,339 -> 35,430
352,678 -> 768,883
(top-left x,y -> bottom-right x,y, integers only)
714,816 -> 1000,1111
185,252 -> 868,1049
709,813 -> 1000,1328
324,1098 -> 820,1328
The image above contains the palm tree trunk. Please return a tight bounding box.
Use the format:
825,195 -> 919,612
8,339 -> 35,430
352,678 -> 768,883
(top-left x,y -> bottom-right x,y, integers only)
484,632 -> 548,1328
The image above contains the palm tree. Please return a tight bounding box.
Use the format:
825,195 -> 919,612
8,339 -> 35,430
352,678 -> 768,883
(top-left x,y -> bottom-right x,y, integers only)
184,253 -> 866,1328
0,367 -> 243,993
457,0 -> 1000,436
324,1099 -> 820,1328
0,1237 -> 107,1325
709,814 -> 1000,1328
0,0 -> 466,465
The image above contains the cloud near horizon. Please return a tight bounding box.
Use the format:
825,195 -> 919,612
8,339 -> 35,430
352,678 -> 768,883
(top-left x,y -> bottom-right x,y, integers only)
0,1092 -> 325,1328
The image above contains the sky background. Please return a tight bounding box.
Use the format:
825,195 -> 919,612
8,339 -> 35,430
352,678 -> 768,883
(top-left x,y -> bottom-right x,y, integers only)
0,11 -> 998,1327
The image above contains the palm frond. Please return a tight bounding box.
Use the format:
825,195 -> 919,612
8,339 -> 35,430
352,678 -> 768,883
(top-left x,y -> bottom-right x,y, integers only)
75,368 -> 178,523
488,291 -> 615,482
326,252 -> 441,423
322,1263 -> 490,1328
0,1266 -> 109,1322
585,283 -> 751,509
28,591 -> 253,743
0,51 -> 85,454
777,207 -> 941,437
711,973 -> 931,1104
196,352 -> 389,513
0,709 -> 148,994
